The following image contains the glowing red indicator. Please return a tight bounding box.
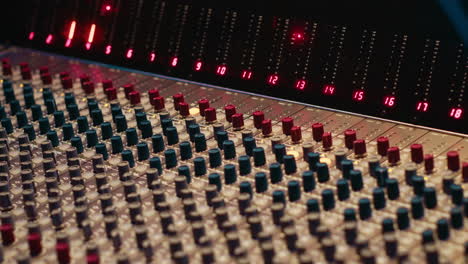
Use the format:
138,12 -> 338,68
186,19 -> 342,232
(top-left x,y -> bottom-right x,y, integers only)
170,57 -> 178,67
352,90 -> 365,101
216,65 -> 227,76
267,74 -> 279,85
126,49 -> 133,59
105,45 -> 112,55
323,84 -> 336,95
194,61 -> 203,71
28,32 -> 35,40
85,24 -> 96,50
449,107 -> 463,119
65,20 -> 77,47
416,101 -> 429,112
295,79 -> 307,90
105,5 -> 112,11
149,52 -> 156,62
383,96 -> 396,107
45,34 -> 53,45
241,70 -> 253,80
291,32 -> 304,41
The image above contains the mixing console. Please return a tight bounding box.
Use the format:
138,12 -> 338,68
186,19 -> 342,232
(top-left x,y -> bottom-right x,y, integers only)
0,47 -> 465,263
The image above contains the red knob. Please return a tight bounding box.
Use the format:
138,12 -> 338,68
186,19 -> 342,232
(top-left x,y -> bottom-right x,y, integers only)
79,74 -> 90,85
123,84 -> 135,99
424,154 -> 434,173
41,72 -> 52,85
179,102 -> 190,117
28,233 -> 42,256
312,123 -> 324,142
377,136 -> 389,156
172,93 -> 184,110
0,223 -> 14,245
105,87 -> 117,101
353,139 -> 366,156
148,89 -> 160,105
102,79 -> 113,89
224,105 -> 236,122
87,254 -> 100,264
322,132 -> 333,150
232,113 -> 244,130
204,108 -> 217,122
82,81 -> 95,94
59,72 -> 69,79
281,117 -> 294,135
56,242 -> 71,264
153,96 -> 165,111
198,99 -> 210,117
262,119 -> 272,136
253,111 -> 265,129
2,64 -> 11,76
290,126 -> 302,143
21,67 -> 32,80
410,144 -> 424,164
39,66 -> 49,75
462,162 -> 468,182
61,77 -> 73,89
129,91 -> 141,105
344,129 -> 357,149
446,151 -> 460,171
19,62 -> 29,70
387,146 -> 400,164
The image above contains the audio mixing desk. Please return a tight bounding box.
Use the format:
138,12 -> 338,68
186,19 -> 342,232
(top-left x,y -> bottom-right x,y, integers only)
0,47 -> 465,263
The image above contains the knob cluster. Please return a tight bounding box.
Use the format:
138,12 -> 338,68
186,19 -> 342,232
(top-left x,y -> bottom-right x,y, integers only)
0,54 -> 466,263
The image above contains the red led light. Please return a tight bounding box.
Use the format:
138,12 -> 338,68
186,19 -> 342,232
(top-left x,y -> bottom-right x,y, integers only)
295,79 -> 307,90
291,32 -> 304,41
170,57 -> 178,67
85,24 -> 96,50
323,84 -> 335,95
45,34 -> 53,45
352,90 -> 365,101
267,74 -> 279,85
241,70 -> 253,80
216,65 -> 227,76
105,5 -> 111,11
126,49 -> 133,59
383,95 -> 396,107
416,101 -> 429,112
105,45 -> 112,55
28,32 -> 35,40
65,20 -> 77,48
449,107 -> 463,119
149,52 -> 156,62
194,61 -> 203,71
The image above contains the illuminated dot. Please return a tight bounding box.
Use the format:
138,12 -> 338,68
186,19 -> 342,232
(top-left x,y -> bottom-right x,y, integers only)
105,5 -> 111,11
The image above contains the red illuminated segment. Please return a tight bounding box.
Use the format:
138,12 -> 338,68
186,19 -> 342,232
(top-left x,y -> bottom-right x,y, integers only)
149,52 -> 156,62
105,45 -> 112,55
85,24 -> 96,50
194,61 -> 203,71
449,107 -> 463,119
383,95 -> 396,107
267,74 -> 279,85
65,20 -> 77,48
105,5 -> 112,11
323,84 -> 335,95
416,101 -> 429,112
295,79 -> 306,90
170,57 -> 178,67
45,34 -> 53,45
352,90 -> 365,101
126,49 -> 133,59
28,32 -> 35,40
241,70 -> 253,80
216,65 -> 227,76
